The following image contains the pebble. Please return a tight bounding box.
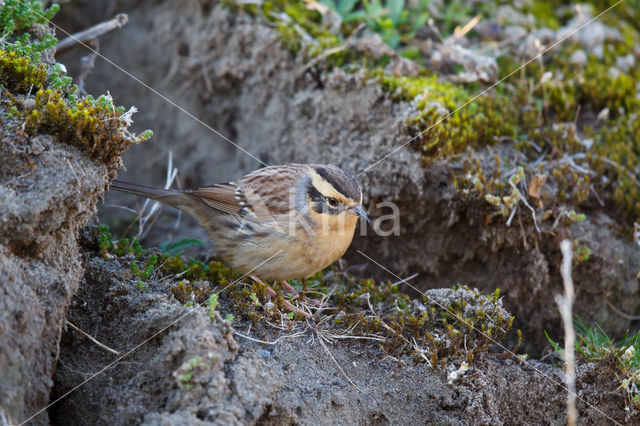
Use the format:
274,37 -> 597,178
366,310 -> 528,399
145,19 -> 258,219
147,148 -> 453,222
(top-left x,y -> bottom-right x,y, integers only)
569,49 -> 587,67
616,53 -> 636,73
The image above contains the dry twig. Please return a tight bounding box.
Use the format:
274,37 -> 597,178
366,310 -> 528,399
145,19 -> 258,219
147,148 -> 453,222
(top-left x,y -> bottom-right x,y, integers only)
66,320 -> 120,355
557,239 -> 577,426
316,331 -> 362,392
56,13 -> 129,54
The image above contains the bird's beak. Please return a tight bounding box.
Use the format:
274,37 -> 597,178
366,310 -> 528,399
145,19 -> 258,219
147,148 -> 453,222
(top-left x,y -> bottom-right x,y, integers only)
352,205 -> 370,222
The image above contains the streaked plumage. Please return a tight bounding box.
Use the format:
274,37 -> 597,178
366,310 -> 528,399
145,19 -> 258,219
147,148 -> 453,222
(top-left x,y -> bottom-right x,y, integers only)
110,164 -> 368,280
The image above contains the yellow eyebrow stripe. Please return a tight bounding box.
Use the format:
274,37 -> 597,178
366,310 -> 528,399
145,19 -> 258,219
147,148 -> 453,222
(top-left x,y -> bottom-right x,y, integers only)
309,170 -> 352,205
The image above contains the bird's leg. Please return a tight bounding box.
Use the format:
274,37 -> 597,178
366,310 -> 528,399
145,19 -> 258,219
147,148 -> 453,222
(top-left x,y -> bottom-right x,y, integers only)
279,280 -> 300,298
283,279 -> 322,307
250,275 -> 311,319
301,278 -> 308,291
250,275 -> 277,297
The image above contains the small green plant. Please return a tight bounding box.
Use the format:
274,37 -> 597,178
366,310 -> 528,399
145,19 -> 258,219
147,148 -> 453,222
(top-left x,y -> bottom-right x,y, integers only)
567,210 -> 586,223
1,1 -> 153,163
175,355 -> 207,390
96,225 -> 114,258
574,243 -> 592,263
207,294 -> 219,321
249,292 -> 260,306
136,280 -> 149,291
130,254 -> 158,280
159,238 -> 205,255
546,318 -> 640,410
0,0 -> 60,61
321,0 -> 431,50
224,313 -> 235,323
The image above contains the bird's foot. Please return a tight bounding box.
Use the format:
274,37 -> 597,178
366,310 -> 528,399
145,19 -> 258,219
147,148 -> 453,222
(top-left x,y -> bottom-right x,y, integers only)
250,275 -> 311,319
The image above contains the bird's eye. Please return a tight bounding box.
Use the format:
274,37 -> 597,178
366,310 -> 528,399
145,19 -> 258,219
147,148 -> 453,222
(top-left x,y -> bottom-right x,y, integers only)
327,197 -> 339,208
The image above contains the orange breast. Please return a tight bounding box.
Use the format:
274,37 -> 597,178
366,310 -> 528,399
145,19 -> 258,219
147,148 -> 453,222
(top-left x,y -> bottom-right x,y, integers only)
216,213 -> 359,280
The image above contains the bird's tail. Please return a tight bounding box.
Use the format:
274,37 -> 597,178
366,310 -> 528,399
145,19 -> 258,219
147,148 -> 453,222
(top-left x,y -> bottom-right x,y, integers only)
109,180 -> 189,210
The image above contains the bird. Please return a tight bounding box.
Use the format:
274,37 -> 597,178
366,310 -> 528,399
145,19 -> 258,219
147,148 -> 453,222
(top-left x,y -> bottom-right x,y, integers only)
110,163 -> 369,317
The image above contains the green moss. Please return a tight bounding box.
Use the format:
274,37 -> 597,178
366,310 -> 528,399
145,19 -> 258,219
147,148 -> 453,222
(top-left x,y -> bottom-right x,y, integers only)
95,225 -> 146,259
22,89 -> 149,164
175,355 -> 209,390
170,279 -> 212,305
1,1 -> 152,165
224,0 -> 640,228
1,0 -> 59,60
207,293 -> 219,321
0,49 -> 47,93
522,1 -> 564,29
585,114 -> 640,221
95,219 -> 516,364
130,254 -> 158,280
0,0 -> 59,36
161,255 -> 239,284
369,69 -> 518,160
330,279 -> 514,364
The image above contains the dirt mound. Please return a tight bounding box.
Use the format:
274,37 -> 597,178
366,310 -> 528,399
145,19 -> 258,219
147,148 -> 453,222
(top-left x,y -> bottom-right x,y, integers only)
50,245 -> 628,424
0,117 -> 113,423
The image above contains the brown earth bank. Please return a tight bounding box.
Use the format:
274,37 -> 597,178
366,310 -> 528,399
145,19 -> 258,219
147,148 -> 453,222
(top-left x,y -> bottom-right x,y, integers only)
54,0 -> 639,355
0,110 -> 117,423
49,239 -> 628,425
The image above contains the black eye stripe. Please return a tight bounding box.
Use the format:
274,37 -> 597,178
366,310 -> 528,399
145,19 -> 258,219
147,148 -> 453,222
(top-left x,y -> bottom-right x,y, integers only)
314,166 -> 360,201
306,182 -> 342,215
306,182 -> 324,203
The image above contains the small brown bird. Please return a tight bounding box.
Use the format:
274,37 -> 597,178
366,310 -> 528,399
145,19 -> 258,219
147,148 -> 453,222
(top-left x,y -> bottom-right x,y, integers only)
110,163 -> 368,291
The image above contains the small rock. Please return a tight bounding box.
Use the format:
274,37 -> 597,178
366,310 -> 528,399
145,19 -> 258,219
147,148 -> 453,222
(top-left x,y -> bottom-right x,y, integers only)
556,8 -> 621,54
597,108 -> 610,122
535,28 -> 555,45
474,20 -> 502,40
608,67 -> 620,79
495,5 -> 534,27
592,45 -> 604,59
579,138 -> 593,150
569,49 -> 587,67
540,71 -> 553,84
21,98 -> 36,110
384,56 -> 420,77
355,33 -> 395,60
432,42 -> 498,83
503,25 -> 527,42
616,53 -> 636,73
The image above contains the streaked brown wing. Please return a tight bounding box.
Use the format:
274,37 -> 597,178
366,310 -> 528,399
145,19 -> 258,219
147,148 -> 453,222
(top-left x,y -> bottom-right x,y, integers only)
237,166 -> 304,217
191,165 -> 306,222
191,183 -> 247,216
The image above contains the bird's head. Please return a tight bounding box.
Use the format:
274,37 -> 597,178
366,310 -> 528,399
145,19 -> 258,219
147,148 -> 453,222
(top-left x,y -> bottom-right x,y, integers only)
303,165 -> 369,233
